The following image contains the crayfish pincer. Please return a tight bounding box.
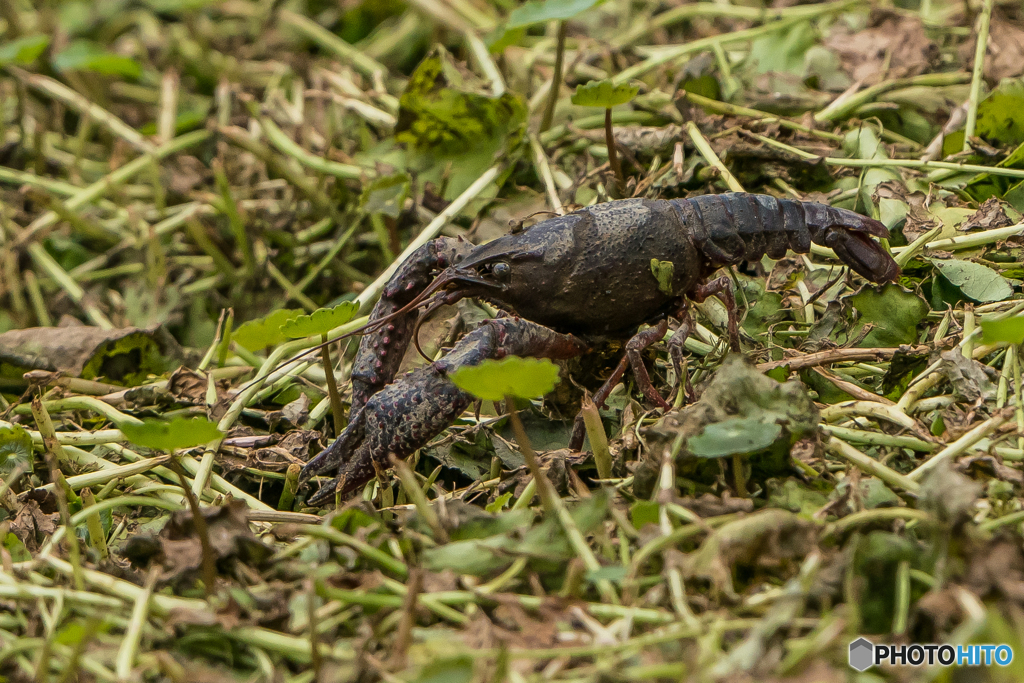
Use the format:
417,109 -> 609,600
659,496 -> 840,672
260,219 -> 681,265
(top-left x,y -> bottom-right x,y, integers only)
300,192 -> 898,505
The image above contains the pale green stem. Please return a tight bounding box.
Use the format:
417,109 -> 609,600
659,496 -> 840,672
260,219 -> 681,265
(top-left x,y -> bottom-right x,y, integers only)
17,130 -> 209,243
530,133 -> 564,214
465,30 -> 505,97
825,437 -> 921,493
10,67 -> 152,152
615,7 -> 852,84
115,567 -> 160,680
816,72 -> 969,123
908,411 -> 1013,481
257,114 -> 367,180
963,0 -> 995,151
686,121 -> 743,192
278,10 -> 387,79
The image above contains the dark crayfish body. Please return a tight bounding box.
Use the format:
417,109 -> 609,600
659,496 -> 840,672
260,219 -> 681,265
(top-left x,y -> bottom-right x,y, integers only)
456,193 -> 898,337
301,192 -> 899,505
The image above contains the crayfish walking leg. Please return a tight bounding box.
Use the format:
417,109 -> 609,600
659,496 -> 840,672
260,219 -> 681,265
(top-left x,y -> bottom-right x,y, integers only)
300,318 -> 586,505
568,320 -> 671,450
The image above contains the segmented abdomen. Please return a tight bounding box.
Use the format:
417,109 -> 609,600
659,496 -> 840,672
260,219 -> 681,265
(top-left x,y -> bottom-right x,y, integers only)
668,193 -> 808,266
667,192 -> 897,283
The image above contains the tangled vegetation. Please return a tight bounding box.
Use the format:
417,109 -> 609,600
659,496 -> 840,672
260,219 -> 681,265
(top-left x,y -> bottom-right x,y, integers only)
3,0 -> 1024,681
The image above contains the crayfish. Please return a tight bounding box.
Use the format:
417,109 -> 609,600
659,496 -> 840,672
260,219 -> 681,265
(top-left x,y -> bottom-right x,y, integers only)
299,192 -> 899,505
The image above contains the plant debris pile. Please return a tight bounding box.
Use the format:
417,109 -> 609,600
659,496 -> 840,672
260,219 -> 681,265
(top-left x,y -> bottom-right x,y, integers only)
2,0 -> 1024,681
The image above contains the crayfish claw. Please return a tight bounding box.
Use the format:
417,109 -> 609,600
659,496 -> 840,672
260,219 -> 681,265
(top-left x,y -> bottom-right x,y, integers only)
302,318 -> 586,506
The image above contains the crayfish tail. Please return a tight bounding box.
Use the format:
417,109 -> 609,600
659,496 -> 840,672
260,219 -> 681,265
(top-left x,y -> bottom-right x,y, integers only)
677,193 -> 899,283
799,202 -> 900,283
822,228 -> 901,283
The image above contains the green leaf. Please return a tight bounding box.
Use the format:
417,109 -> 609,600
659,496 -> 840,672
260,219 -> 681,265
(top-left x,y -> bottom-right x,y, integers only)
53,41 -> 142,78
507,0 -> 602,29
450,357 -> 561,401
748,22 -> 817,76
280,302 -> 359,338
413,656 -> 474,683
139,103 -> 210,136
485,491 -> 512,513
0,424 -> 34,475
0,35 -> 49,67
849,284 -> 929,347
630,500 -> 660,529
360,174 -> 411,218
485,26 -> 524,53
397,47 -> 527,159
233,309 -> 304,351
976,79 -> 1024,145
981,315 -> 1024,344
932,259 -> 1013,303
861,478 -> 900,510
120,417 -> 223,452
738,277 -> 785,339
586,565 -> 627,584
650,259 -> 675,296
767,479 -> 829,516
4,532 -> 30,563
571,79 -> 639,108
688,416 -> 782,459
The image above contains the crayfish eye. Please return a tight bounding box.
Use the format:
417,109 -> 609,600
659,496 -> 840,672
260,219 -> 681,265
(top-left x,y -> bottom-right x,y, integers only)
491,262 -> 511,281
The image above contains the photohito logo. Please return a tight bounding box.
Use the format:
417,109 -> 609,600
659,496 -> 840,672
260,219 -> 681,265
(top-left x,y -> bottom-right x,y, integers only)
849,638 -> 1014,670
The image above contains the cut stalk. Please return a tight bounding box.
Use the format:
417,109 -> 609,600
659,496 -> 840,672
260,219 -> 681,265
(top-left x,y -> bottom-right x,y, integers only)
539,21 -> 568,134
963,0 -> 995,151
605,108 -> 625,193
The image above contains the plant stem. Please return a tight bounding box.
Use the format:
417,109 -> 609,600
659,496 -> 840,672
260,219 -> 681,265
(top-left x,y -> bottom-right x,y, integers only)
685,121 -> 744,192
168,458 -> 218,598
605,108 -> 626,193
825,437 -> 921,493
507,396 -> 619,604
31,397 -> 84,591
581,396 -> 612,480
279,464 -> 300,511
963,0 -> 994,151
79,488 -> 109,560
732,454 -> 747,497
539,21 -> 568,134
321,333 -> 345,435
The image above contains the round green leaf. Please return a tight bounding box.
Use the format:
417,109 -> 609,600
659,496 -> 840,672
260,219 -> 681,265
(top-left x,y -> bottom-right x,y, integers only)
976,79 -> 1024,145
281,301 -> 359,338
931,259 -> 1013,303
507,0 -> 602,29
688,417 -> 782,459
0,424 -> 34,475
571,79 -> 639,108
233,309 -> 304,351
120,417 -> 223,452
450,357 -> 561,401
849,284 -> 929,347
981,315 -> 1024,345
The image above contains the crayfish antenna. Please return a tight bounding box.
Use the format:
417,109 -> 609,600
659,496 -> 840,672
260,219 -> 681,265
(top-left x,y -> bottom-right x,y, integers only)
410,295 -> 453,363
238,270 -> 466,398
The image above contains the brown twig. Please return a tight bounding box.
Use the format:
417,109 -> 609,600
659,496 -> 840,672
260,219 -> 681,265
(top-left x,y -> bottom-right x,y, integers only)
167,458 -> 218,598
757,346 -> 929,373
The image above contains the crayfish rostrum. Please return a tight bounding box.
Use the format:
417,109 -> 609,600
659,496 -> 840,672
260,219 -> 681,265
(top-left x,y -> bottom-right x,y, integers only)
300,192 -> 898,505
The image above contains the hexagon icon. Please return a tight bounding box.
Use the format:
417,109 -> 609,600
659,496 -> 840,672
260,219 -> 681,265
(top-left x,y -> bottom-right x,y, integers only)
849,638 -> 874,671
